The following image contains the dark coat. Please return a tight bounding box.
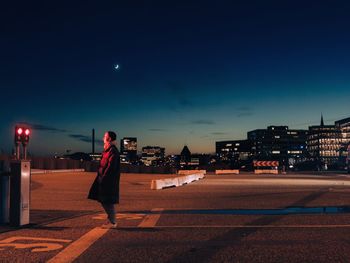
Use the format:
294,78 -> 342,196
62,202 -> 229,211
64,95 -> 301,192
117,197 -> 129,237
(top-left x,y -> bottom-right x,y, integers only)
88,144 -> 120,204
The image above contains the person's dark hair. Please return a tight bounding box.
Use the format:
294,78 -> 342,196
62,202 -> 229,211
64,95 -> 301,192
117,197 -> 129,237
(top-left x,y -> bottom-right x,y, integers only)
107,131 -> 117,141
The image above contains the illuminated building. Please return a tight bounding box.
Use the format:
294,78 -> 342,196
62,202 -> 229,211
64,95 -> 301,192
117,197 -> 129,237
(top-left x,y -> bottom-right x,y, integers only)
247,126 -> 308,167
335,117 -> 350,142
141,146 -> 165,166
120,137 -> 137,164
307,116 -> 342,167
335,117 -> 350,165
216,140 -> 252,163
216,127 -> 307,168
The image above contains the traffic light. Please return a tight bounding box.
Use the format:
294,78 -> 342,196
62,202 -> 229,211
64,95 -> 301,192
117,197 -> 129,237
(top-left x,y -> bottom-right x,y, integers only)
23,128 -> 30,145
15,127 -> 23,144
14,126 -> 30,145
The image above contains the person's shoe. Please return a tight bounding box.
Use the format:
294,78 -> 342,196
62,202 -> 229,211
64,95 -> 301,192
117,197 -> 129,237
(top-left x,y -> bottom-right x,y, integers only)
101,222 -> 118,229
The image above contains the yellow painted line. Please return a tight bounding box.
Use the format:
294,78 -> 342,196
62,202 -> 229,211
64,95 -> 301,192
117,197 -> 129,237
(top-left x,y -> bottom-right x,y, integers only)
93,213 -> 145,220
47,227 -> 109,263
138,208 -> 164,228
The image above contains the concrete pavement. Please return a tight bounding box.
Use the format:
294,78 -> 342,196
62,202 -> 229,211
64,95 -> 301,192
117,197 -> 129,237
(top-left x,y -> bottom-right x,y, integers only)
2,172 -> 350,262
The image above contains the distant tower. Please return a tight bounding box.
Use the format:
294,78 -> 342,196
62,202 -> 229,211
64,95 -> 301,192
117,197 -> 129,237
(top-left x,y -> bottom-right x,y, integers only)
320,114 -> 324,127
180,145 -> 191,163
92,129 -> 95,154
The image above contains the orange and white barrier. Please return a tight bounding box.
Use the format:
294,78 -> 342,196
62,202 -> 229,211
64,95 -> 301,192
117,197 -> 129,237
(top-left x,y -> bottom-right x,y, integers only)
177,170 -> 206,175
254,169 -> 278,175
215,169 -> 240,175
31,169 -> 85,174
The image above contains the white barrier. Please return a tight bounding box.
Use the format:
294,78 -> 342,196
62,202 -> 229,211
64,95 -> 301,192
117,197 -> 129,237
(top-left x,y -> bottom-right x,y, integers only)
151,173 -> 205,190
178,170 -> 206,175
31,169 -> 85,174
254,169 -> 278,175
215,169 -> 240,175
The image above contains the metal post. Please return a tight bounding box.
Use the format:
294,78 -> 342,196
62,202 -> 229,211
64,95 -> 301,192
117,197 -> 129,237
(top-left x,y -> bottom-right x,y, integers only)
23,145 -> 27,160
15,144 -> 20,160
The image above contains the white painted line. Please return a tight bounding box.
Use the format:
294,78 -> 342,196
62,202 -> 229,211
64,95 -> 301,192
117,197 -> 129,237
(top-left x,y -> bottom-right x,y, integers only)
47,227 -> 109,263
138,208 -> 164,228
151,224 -> 350,228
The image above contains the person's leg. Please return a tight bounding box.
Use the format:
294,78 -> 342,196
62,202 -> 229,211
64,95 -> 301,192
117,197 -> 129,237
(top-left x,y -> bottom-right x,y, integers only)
101,203 -> 116,224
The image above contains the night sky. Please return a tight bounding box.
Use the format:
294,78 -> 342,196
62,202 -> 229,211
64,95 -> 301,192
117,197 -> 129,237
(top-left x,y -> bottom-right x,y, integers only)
1,1 -> 350,156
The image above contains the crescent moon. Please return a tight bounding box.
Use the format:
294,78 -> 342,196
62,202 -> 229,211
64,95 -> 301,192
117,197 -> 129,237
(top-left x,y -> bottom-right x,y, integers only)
114,64 -> 119,70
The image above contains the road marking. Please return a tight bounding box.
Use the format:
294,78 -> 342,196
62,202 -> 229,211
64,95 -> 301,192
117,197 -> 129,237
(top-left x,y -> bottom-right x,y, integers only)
0,236 -> 71,252
138,208 -> 164,228
47,227 -> 109,263
92,213 -> 145,220
149,224 -> 350,228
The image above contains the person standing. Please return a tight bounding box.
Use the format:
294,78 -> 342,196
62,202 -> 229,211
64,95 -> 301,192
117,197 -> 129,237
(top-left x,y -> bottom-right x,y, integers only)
88,131 -> 120,228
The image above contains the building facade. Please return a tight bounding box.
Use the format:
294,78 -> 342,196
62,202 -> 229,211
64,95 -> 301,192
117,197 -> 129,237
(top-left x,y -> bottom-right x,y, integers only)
141,146 -> 165,166
335,117 -> 350,162
307,121 -> 342,167
120,137 -> 137,164
247,126 -> 308,167
216,140 -> 252,164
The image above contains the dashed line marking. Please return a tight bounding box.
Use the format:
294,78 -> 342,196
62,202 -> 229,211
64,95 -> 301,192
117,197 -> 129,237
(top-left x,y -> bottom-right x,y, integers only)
47,227 -> 109,263
138,208 -> 164,228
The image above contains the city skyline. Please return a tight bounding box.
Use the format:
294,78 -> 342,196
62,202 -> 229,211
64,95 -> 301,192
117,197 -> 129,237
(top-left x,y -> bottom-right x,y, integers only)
1,1 -> 350,156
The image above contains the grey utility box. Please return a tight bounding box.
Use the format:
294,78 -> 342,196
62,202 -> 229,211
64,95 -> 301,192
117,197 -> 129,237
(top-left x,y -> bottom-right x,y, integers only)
10,160 -> 31,226
0,173 -> 10,224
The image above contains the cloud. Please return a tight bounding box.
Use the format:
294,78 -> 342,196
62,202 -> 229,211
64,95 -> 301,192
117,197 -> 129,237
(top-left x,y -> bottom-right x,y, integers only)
21,122 -> 68,133
148,128 -> 167,132
191,120 -> 215,125
235,106 -> 254,118
19,122 -> 105,146
237,112 -> 254,117
211,132 -> 228,135
236,106 -> 251,111
69,134 -> 103,145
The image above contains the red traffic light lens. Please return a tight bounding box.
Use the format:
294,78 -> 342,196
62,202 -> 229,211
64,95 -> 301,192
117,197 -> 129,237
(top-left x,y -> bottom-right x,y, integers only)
17,128 -> 23,135
25,129 -> 30,135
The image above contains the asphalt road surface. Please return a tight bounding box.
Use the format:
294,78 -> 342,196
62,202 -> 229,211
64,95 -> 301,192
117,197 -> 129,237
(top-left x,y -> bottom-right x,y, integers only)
2,171 -> 350,262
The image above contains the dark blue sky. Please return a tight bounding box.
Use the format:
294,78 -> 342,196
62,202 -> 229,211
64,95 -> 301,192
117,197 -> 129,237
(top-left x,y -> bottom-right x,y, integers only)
1,1 -> 350,156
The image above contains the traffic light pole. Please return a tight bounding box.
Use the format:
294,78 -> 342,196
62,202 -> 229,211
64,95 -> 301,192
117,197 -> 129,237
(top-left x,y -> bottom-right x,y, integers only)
15,143 -> 20,161
23,145 -> 27,160
9,125 -> 31,226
